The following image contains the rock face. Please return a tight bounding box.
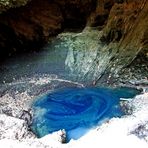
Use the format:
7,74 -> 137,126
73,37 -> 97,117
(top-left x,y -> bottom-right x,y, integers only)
0,114 -> 67,147
93,0 -> 148,84
0,114 -> 34,140
0,0 -> 96,57
100,0 -> 148,66
0,0 -> 147,84
64,0 -> 148,85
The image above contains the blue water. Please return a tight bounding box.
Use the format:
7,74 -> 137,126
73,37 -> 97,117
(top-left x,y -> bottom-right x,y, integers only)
31,87 -> 140,142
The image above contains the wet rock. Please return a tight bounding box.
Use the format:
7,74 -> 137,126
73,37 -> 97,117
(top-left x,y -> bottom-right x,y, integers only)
0,0 -> 147,85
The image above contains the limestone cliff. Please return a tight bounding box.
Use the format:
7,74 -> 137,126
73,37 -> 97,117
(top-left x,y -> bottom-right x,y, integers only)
93,0 -> 148,84
63,0 -> 148,85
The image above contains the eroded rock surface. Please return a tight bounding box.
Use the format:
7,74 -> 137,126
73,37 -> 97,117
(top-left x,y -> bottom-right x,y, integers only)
0,0 -> 96,57
0,1 -> 147,85
0,114 -> 34,140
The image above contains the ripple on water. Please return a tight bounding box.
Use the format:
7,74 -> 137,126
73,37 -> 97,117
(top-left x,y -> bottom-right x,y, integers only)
31,87 -> 140,141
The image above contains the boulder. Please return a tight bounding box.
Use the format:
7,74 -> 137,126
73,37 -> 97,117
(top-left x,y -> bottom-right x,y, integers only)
0,114 -> 35,140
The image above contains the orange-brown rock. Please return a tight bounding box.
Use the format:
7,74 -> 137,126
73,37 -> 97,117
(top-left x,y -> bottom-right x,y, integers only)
88,0 -> 148,61
100,0 -> 148,64
88,0 -> 115,27
63,0 -> 148,84
0,0 -> 147,64
0,0 -> 96,56
95,0 -> 148,83
0,0 -> 63,54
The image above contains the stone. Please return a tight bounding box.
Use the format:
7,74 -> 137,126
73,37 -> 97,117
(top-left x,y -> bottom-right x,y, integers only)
0,1 -> 147,84
19,110 -> 32,126
0,92 -> 33,118
0,0 -> 96,58
64,0 -> 148,85
0,114 -> 35,140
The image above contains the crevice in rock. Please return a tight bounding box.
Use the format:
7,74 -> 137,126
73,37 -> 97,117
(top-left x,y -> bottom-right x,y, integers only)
100,29 -> 123,43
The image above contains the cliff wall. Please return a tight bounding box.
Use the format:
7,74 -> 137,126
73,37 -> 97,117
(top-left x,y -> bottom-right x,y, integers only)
0,0 -> 147,84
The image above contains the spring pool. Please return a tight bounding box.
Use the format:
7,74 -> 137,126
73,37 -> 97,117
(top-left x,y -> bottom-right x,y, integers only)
31,87 -> 140,142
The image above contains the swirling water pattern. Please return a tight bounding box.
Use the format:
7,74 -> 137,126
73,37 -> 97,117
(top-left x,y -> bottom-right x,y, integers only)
31,87 -> 140,141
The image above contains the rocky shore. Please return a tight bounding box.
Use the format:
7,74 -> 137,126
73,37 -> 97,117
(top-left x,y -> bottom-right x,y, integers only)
0,0 -> 147,147
0,84 -> 148,147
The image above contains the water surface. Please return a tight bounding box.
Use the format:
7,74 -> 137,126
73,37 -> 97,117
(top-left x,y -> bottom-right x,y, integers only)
31,87 -> 140,141
0,33 -> 141,142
